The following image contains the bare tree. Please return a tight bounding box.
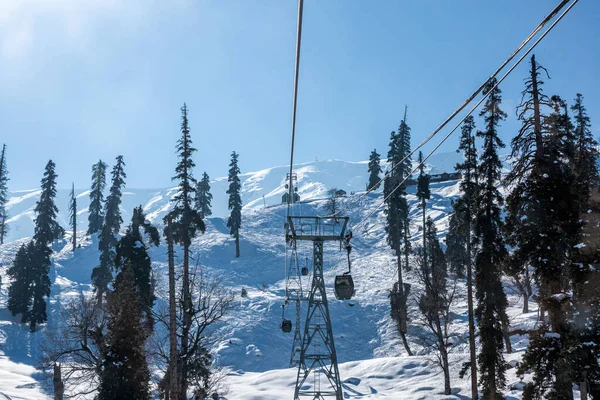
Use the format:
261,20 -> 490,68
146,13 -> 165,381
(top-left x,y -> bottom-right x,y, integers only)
325,188 -> 340,216
154,256 -> 235,399
40,294 -> 106,399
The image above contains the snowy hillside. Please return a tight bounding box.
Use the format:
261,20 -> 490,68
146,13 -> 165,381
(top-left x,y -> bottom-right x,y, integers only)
0,153 -> 547,399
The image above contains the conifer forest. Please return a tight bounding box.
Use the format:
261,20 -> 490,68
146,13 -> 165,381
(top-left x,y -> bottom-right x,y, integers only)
0,1 -> 598,399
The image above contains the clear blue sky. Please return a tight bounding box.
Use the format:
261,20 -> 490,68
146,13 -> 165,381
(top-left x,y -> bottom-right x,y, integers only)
1,0 -> 598,190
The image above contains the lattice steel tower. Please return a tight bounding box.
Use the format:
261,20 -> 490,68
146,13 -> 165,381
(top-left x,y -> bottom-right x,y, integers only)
287,216 -> 348,400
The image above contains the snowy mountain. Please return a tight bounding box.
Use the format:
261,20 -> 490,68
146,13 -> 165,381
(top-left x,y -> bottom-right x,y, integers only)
0,153 -> 545,399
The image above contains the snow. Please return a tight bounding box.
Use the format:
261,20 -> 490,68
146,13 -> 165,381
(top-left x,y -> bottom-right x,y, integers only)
0,155 -> 572,399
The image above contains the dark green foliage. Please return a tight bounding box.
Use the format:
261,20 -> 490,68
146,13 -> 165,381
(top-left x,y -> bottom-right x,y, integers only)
7,243 -> 34,322
69,183 -> 77,252
97,265 -> 151,400
0,144 -> 9,244
94,156 -> 127,305
87,160 -> 108,235
168,104 -> 205,248
227,151 -> 242,258
115,206 -> 159,329
196,172 -> 213,219
416,151 -> 430,205
367,149 -> 382,191
34,160 -> 64,244
445,201 -> 468,277
474,78 -> 509,398
27,242 -> 52,332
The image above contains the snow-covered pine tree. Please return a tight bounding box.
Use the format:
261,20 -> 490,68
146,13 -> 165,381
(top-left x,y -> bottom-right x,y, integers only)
28,160 -> 61,331
97,264 -> 151,400
474,78 -> 510,398
416,217 -> 452,395
93,155 -> 126,306
196,171 -> 213,219
7,242 -> 33,323
366,149 -> 382,191
397,109 -> 412,272
447,115 -> 478,399
69,183 -> 77,252
87,160 -> 107,235
416,150 -> 431,265
166,103 -> 205,399
227,151 -> 242,258
114,206 -> 159,330
0,144 -> 9,244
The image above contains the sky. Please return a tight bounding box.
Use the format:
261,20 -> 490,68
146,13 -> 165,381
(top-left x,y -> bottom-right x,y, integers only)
0,0 -> 598,190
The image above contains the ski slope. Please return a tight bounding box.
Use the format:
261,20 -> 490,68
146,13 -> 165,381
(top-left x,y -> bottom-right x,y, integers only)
0,153 -> 558,399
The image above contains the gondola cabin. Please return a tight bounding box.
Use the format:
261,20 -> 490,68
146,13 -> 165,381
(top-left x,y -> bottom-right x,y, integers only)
334,274 -> 354,300
281,319 -> 292,333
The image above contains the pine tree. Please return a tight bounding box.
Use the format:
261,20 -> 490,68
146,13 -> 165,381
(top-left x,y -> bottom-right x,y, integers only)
93,156 -> 126,306
227,151 -> 242,258
416,150 -> 431,266
0,144 -> 9,244
166,103 -> 205,399
87,160 -> 108,235
417,217 -> 452,395
27,160 -> 61,331
366,149 -> 382,191
7,242 -> 34,323
397,108 -> 412,272
448,115 -> 479,399
196,172 -> 213,219
97,264 -> 151,400
114,206 -> 159,329
69,183 -> 77,252
474,78 -> 510,398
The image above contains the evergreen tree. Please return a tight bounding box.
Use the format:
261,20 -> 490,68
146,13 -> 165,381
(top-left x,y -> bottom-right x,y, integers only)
97,265 -> 151,400
417,217 -> 452,395
166,103 -> 205,399
227,151 -> 242,258
93,156 -> 126,306
115,206 -> 159,329
69,183 -> 77,252
416,150 -> 431,266
397,108 -> 412,272
26,160 -> 61,331
7,242 -> 34,323
0,144 -> 9,244
450,115 -> 478,399
87,160 -> 108,235
366,149 -> 382,191
196,172 -> 213,219
474,78 -> 510,398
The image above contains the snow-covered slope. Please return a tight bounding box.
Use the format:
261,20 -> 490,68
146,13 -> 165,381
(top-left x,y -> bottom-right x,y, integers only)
0,153 -> 547,399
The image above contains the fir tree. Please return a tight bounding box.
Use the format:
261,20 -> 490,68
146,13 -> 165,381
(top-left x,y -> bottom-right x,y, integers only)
114,206 -> 159,329
397,107 -> 412,272
97,265 -> 151,400
450,115 -> 478,399
0,144 -> 9,244
227,151 -> 242,258
416,150 -> 431,266
474,78 -> 509,398
93,156 -> 126,306
196,172 -> 213,219
165,103 -> 205,399
87,160 -> 108,235
69,183 -> 77,252
25,160 -> 61,331
366,149 -> 382,191
7,242 -> 34,323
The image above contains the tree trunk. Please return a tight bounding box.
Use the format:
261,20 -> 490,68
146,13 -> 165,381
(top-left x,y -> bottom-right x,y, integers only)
581,371 -> 588,400
235,233 -> 240,258
180,241 -> 191,400
53,363 -> 64,400
466,234 -> 478,400
502,320 -> 512,354
396,240 -> 412,356
435,319 -> 451,395
167,217 -> 179,400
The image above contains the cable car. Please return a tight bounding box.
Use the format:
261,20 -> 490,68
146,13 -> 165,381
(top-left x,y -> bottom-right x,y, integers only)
241,288 -> 248,297
334,274 -> 354,300
281,319 -> 292,333
301,266 -> 308,276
